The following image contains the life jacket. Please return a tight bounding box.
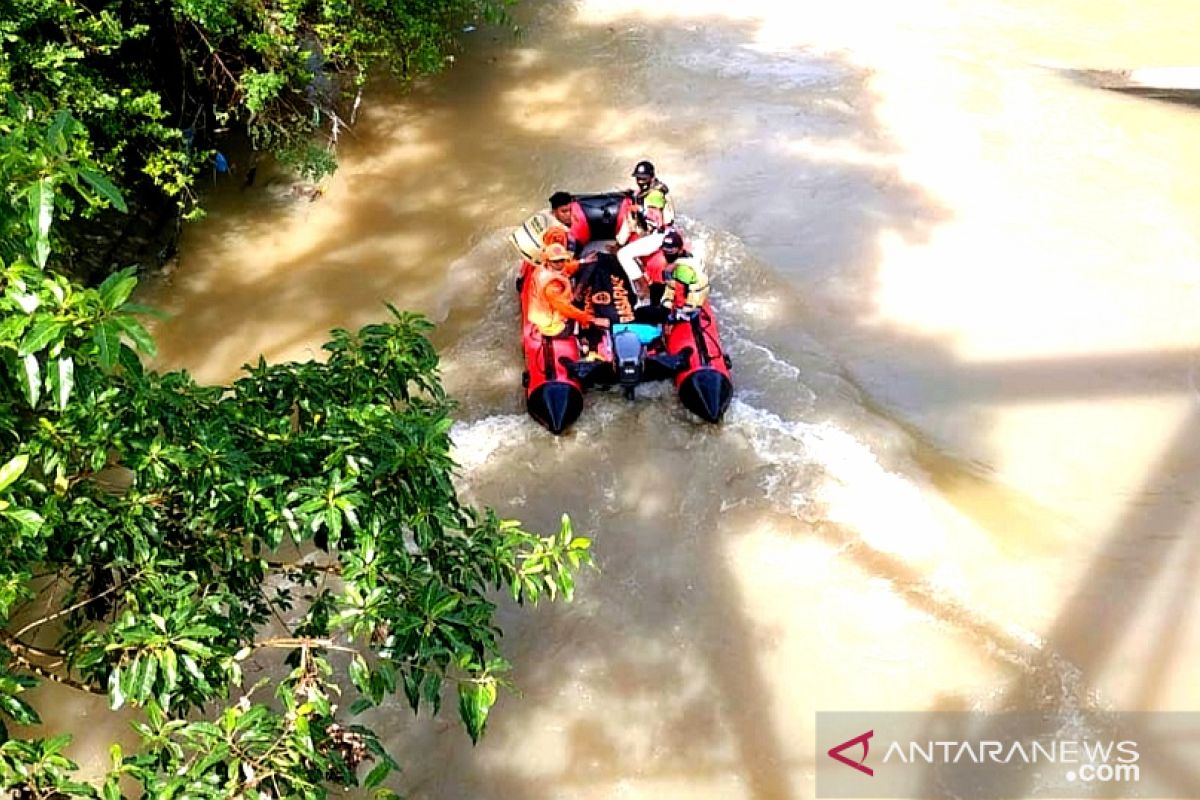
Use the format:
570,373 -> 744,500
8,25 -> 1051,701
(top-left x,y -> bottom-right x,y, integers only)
636,180 -> 675,226
615,196 -> 640,245
567,201 -> 591,247
663,253 -> 709,313
527,266 -> 575,335
642,250 -> 668,284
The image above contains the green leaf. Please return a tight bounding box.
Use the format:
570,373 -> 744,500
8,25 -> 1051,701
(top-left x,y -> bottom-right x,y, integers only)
114,315 -> 156,357
79,168 -> 128,213
0,455 -> 28,492
0,314 -> 31,345
0,692 -> 41,725
160,648 -> 178,695
430,594 -> 459,619
402,670 -> 421,712
140,652 -> 159,701
348,655 -> 369,694
364,760 -> 391,789
98,270 -> 137,311
421,671 -> 442,715
3,509 -> 43,538
44,733 -> 71,755
18,319 -> 65,357
118,302 -> 168,320
94,321 -> 121,370
19,353 -> 40,406
27,178 -> 54,269
557,568 -> 575,602
53,356 -> 74,411
48,112 -> 70,155
457,679 -> 497,744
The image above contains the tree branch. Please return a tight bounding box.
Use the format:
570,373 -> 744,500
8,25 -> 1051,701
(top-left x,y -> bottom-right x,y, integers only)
265,560 -> 342,575
0,631 -> 101,695
253,637 -> 359,655
13,570 -> 139,640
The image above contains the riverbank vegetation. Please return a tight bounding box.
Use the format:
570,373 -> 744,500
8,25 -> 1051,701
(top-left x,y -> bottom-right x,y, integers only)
0,145 -> 590,797
3,0 -> 512,274
0,3 -> 594,797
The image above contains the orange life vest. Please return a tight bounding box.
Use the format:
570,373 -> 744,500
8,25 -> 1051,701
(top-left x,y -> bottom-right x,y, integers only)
527,267 -> 575,335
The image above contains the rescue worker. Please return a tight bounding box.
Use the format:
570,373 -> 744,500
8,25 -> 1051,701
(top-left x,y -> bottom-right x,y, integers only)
630,161 -> 675,226
527,243 -> 609,337
549,191 -> 591,254
615,207 -> 669,305
542,226 -> 569,250
659,231 -> 710,320
615,188 -> 670,246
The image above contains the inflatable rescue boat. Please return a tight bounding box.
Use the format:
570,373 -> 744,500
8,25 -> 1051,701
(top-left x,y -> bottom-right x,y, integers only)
514,192 -> 733,434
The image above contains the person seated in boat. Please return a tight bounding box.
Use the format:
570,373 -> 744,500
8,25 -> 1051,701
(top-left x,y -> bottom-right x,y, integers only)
541,225 -> 569,253
630,160 -> 675,226
549,191 -> 591,255
615,187 -> 670,246
615,206 -> 670,305
528,243 -> 610,338
659,230 -> 710,321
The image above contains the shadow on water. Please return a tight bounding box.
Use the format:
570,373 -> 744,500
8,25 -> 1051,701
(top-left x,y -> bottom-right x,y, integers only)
304,7 -> 1023,800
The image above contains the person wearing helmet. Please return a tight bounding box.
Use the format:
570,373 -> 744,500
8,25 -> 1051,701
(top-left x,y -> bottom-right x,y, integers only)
630,160 -> 675,226
526,243 -> 609,337
659,231 -> 709,320
541,226 -> 569,249
548,191 -> 591,255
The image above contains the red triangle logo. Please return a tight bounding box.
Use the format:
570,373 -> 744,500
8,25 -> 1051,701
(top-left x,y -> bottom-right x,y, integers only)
827,730 -> 874,776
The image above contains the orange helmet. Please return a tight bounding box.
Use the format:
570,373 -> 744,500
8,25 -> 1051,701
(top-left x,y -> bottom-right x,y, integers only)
543,243 -> 572,263
542,227 -> 569,247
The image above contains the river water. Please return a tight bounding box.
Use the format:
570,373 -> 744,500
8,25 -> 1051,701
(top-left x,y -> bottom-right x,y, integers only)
58,0 -> 1200,797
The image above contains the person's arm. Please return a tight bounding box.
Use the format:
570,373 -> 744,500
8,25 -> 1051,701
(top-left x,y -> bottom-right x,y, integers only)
681,274 -> 710,313
674,260 -> 711,316
663,193 -> 676,226
545,281 -> 598,325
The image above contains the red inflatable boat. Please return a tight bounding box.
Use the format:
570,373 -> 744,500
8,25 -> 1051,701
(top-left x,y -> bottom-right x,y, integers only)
516,192 -> 733,434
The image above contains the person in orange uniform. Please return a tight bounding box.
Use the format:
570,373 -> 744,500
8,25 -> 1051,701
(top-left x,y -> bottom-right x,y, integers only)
527,244 -> 609,337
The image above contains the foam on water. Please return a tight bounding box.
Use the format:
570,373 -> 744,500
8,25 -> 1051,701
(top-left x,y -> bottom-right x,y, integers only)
437,214 -> 1099,713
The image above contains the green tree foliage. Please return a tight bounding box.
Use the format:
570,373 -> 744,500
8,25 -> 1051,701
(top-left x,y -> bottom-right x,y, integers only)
2,0 -> 512,211
0,112 -> 590,798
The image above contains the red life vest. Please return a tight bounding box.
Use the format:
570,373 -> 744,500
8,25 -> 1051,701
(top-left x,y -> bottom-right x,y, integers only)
568,201 -> 591,246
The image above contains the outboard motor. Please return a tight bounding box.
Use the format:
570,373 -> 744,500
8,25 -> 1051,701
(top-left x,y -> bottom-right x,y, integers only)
612,328 -> 646,399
